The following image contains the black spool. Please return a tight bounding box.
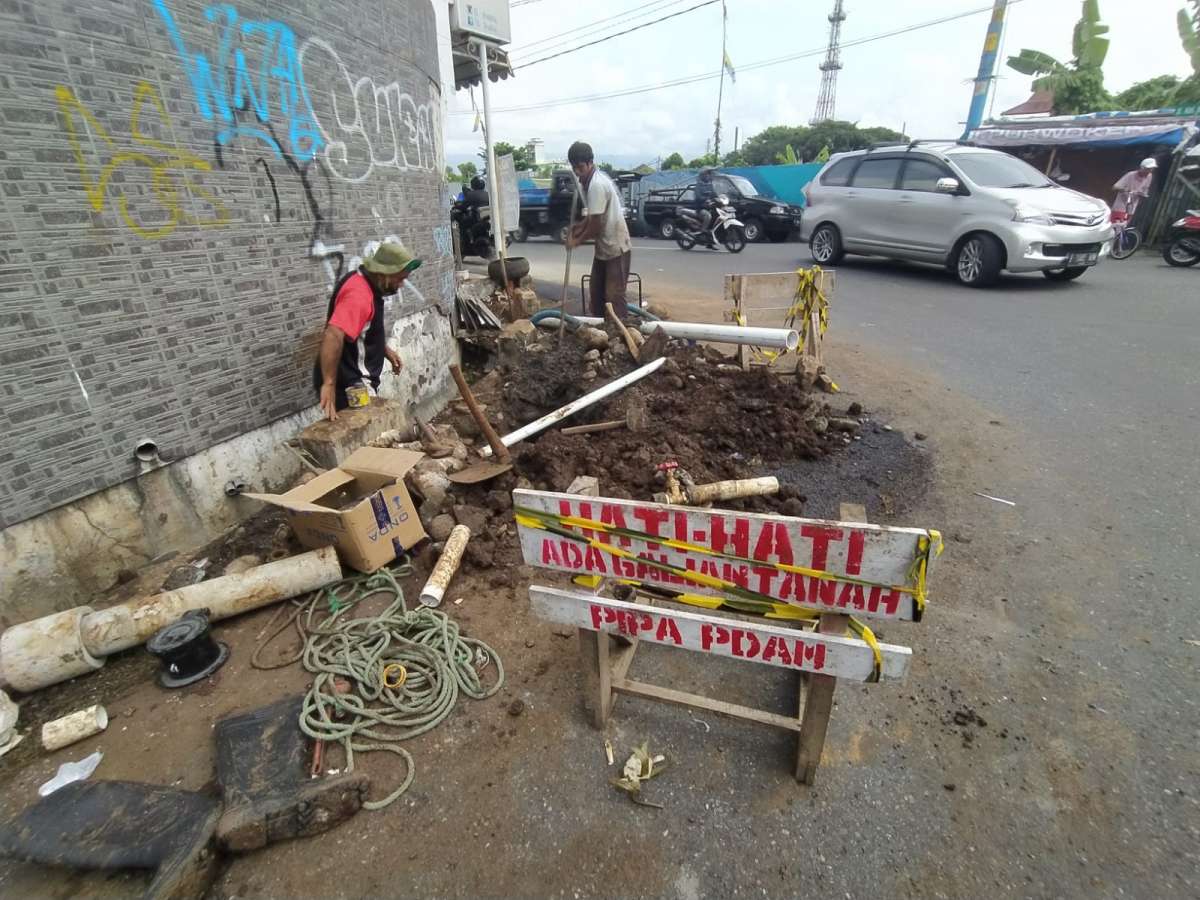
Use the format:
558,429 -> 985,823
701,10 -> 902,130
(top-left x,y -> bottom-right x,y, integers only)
146,608 -> 229,688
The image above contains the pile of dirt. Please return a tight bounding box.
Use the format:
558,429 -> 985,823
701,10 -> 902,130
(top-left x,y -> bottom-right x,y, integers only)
485,323 -> 843,508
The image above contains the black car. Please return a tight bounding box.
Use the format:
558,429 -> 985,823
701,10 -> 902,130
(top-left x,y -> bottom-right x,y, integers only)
640,173 -> 803,242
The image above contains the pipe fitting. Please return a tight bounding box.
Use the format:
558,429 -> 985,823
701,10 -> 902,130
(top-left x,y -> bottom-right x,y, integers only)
0,606 -> 104,693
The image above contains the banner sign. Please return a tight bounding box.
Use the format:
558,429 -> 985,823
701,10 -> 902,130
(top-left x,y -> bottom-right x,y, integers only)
514,490 -> 940,622
530,587 -> 912,682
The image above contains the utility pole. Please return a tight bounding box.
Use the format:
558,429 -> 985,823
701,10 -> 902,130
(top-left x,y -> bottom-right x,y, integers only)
962,1 -> 1009,138
811,0 -> 846,124
477,40 -> 506,262
713,0 -> 728,161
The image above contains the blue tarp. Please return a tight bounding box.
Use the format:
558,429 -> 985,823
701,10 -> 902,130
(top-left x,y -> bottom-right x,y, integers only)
631,163 -> 822,207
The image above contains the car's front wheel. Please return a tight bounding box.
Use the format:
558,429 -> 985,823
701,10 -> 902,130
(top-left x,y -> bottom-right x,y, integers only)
1042,266 -> 1088,281
954,234 -> 1003,287
809,224 -> 844,265
742,217 -> 764,242
658,218 -> 676,240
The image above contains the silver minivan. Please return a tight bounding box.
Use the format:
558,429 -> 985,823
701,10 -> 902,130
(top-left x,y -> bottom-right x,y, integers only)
800,143 -> 1114,286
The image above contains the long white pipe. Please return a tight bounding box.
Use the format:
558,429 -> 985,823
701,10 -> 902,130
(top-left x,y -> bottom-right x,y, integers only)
480,357 -> 666,457
0,547 -> 343,692
569,316 -> 799,351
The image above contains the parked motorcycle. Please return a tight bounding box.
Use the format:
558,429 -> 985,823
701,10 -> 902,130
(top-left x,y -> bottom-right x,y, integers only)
452,177 -> 495,259
673,195 -> 747,253
1161,209 -> 1200,267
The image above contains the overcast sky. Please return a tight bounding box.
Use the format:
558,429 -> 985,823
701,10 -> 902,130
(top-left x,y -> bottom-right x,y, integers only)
445,0 -> 1192,167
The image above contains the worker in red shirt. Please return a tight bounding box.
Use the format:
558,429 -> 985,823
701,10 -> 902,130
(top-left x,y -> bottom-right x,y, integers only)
314,242 -> 422,420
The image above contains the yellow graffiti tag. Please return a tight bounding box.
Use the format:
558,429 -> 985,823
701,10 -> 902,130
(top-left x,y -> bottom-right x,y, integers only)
55,81 -> 230,238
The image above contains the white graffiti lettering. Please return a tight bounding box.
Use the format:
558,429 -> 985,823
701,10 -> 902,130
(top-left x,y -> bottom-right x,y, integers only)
298,37 -> 440,183
432,224 -> 452,258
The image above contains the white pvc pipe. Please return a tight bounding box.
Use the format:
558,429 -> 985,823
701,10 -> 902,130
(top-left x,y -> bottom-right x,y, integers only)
42,705 -> 108,751
690,476 -> 780,505
420,525 -> 471,608
481,357 -> 666,457
0,547 -> 343,693
80,546 -> 343,656
569,316 -> 799,351
0,606 -> 104,693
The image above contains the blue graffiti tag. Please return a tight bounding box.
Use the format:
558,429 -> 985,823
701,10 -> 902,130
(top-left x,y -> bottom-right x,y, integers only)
151,0 -> 323,161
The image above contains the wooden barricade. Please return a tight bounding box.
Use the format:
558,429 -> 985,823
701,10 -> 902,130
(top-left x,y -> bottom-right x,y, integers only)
724,269 -> 834,371
516,485 -> 941,783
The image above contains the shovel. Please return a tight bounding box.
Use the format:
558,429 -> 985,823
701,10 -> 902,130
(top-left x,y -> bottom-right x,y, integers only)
414,415 -> 454,459
447,364 -> 514,484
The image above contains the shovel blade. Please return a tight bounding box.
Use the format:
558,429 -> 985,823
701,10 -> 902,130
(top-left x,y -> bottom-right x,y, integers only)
448,461 -> 513,484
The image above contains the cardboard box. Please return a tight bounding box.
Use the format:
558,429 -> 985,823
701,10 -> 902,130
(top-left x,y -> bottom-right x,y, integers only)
246,448 -> 427,572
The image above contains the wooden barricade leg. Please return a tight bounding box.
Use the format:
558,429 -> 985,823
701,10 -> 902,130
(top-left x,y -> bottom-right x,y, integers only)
567,475 -> 639,728
795,502 -> 866,784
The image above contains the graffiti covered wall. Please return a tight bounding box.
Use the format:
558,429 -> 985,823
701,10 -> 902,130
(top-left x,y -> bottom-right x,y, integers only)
0,0 -> 455,526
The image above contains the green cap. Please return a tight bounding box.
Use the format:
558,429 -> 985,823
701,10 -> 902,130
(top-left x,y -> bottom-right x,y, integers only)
363,241 -> 422,275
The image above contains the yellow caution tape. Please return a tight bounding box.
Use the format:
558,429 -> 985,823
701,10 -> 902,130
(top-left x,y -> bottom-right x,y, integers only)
610,580 -> 883,682
517,505 -> 915,598
728,266 -> 830,367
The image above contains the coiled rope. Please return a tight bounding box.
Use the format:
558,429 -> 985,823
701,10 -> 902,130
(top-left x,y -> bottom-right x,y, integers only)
253,564 -> 504,809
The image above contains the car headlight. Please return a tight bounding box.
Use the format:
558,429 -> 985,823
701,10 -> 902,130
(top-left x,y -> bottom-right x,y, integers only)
1012,204 -> 1054,225
769,205 -> 786,214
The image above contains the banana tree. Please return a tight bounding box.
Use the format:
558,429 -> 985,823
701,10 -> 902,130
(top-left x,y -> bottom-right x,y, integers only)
1007,0 -> 1111,113
1181,1 -> 1200,74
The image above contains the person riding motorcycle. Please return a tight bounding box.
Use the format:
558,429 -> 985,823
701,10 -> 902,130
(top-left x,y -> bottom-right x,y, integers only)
463,175 -> 489,208
693,168 -> 718,231
454,175 -> 493,258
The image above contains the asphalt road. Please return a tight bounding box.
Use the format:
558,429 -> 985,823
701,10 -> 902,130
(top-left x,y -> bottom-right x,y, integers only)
511,235 -> 1200,896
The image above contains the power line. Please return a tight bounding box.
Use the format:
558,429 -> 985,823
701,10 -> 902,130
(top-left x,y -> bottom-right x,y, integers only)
509,0 -> 687,56
515,0 -> 721,69
452,1 -> 1024,116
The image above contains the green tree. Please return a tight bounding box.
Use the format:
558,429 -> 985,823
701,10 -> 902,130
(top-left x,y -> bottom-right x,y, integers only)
740,125 -> 807,166
740,122 -> 905,166
598,162 -> 616,176
1006,0 -> 1113,114
776,144 -> 800,164
721,149 -> 747,166
814,145 -> 831,163
444,165 -> 456,181
1114,75 -> 1182,110
479,141 -> 533,169
687,153 -> 717,168
457,161 -> 478,182
1180,1 -> 1200,73
661,152 -> 686,170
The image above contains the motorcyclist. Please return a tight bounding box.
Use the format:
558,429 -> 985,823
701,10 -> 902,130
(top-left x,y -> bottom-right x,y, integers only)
463,175 -> 489,207
693,168 -> 717,230
455,176 -> 493,258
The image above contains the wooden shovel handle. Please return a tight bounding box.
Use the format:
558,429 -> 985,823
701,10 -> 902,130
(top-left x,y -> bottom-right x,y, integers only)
449,364 -> 511,463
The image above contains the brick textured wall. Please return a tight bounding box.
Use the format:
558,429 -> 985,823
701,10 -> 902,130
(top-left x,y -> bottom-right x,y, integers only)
0,0 -> 455,527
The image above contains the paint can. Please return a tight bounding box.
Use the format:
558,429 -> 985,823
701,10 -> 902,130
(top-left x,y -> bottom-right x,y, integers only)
345,384 -> 371,409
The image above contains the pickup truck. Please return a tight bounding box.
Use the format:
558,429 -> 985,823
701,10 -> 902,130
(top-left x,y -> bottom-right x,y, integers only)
640,173 -> 803,242
514,170 -> 577,243
515,170 -> 642,243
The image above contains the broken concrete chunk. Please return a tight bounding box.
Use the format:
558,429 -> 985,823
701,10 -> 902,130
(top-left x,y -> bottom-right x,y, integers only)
411,469 -> 452,510
580,327 -> 609,351
583,349 -> 601,362
827,416 -> 861,434
430,514 -> 457,543
452,504 -> 490,536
